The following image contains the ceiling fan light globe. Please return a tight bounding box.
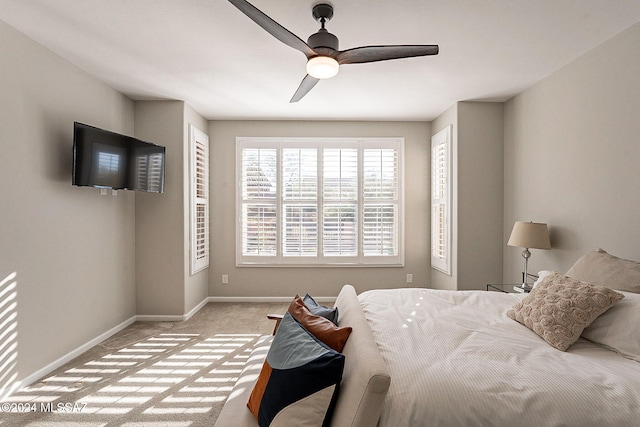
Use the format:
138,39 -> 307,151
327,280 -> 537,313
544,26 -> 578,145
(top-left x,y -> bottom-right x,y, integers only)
306,56 -> 339,79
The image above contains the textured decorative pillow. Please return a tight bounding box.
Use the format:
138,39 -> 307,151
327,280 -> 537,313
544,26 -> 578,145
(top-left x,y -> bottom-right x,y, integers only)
247,313 -> 345,427
582,291 -> 640,361
289,295 -> 352,352
303,293 -> 339,324
507,272 -> 624,351
566,248 -> 640,293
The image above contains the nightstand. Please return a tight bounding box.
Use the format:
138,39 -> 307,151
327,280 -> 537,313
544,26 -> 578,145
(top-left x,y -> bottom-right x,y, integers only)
486,284 -> 531,294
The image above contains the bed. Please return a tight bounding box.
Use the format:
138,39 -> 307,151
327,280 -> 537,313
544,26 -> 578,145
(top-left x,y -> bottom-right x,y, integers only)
359,248 -> 640,427
215,248 -> 640,426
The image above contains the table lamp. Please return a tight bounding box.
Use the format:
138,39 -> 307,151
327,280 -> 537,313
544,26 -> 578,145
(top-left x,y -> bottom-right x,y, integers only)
507,221 -> 551,288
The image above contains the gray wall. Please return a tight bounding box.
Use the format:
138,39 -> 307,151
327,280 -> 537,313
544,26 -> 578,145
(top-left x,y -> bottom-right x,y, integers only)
503,21 -> 640,281
135,101 -> 185,316
208,120 -> 431,297
457,102 -> 504,290
430,102 -> 504,290
0,21 -> 136,386
134,101 -> 210,317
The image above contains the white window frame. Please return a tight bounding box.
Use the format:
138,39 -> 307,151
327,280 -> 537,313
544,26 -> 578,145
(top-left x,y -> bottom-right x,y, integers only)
236,137 -> 404,267
431,126 -> 451,275
189,124 -> 210,275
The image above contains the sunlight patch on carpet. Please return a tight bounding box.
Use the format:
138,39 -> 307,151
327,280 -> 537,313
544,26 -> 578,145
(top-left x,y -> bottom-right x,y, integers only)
1,333 -> 261,425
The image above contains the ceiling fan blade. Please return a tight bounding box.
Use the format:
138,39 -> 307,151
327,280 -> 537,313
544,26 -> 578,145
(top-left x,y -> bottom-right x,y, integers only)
290,75 -> 320,103
228,0 -> 316,58
337,45 -> 439,65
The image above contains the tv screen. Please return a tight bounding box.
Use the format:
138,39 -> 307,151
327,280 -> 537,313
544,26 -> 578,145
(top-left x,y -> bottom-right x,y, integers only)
72,122 -> 165,193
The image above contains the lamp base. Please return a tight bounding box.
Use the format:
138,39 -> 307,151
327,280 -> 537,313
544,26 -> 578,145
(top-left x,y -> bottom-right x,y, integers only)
521,248 -> 531,288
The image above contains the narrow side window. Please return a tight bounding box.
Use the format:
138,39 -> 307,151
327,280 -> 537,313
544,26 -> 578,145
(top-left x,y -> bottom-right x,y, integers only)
431,126 -> 451,275
190,125 -> 209,275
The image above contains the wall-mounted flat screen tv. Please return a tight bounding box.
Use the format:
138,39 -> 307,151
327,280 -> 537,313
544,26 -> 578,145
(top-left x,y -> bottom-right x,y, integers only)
72,122 -> 165,193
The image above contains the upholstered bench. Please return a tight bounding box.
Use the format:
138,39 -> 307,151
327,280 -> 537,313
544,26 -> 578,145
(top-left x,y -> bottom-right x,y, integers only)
213,285 -> 391,427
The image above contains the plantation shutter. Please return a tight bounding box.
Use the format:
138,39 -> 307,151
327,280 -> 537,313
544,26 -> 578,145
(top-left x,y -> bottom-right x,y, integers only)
431,126 -> 451,274
240,147 -> 278,256
323,148 -> 358,256
190,125 -> 210,275
362,148 -> 398,256
282,148 -> 318,256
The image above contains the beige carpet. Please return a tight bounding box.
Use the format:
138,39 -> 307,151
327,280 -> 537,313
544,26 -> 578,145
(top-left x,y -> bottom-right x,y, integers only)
0,302 -> 289,427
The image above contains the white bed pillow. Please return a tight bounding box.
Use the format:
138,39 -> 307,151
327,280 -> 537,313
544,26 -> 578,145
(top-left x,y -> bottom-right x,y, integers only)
532,270 -> 553,289
581,291 -> 640,361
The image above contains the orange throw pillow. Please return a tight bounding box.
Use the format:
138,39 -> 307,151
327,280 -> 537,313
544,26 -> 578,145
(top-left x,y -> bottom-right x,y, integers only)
288,294 -> 352,352
247,361 -> 273,420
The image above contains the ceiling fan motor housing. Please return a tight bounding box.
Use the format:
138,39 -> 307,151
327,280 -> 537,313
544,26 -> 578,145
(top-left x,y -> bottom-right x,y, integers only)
308,29 -> 338,51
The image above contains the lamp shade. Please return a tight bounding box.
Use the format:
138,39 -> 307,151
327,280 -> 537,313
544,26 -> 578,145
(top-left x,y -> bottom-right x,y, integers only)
507,221 -> 551,250
306,56 -> 339,79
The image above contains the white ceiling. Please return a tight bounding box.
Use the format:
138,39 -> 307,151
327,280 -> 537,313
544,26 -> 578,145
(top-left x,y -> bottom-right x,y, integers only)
2,0 -> 640,121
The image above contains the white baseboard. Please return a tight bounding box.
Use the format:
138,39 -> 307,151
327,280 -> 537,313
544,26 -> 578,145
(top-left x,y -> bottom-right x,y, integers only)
209,296 -> 295,303
134,314 -> 185,322
184,297 -> 210,321
208,296 -> 336,304
19,315 -> 137,389
136,296 -> 210,322
13,295 -> 335,396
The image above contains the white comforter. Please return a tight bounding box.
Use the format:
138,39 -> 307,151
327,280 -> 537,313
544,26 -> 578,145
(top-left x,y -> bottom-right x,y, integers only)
358,288 -> 640,427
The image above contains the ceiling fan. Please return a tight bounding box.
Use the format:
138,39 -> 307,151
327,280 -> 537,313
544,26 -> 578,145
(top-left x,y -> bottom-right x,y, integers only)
228,0 -> 439,102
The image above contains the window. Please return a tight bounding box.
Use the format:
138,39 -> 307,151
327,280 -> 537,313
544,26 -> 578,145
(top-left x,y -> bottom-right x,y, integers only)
431,126 -> 451,274
190,125 -> 209,275
237,137 -> 403,266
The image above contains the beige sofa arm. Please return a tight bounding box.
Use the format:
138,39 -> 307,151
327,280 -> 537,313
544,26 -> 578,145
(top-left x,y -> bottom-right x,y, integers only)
214,285 -> 391,427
